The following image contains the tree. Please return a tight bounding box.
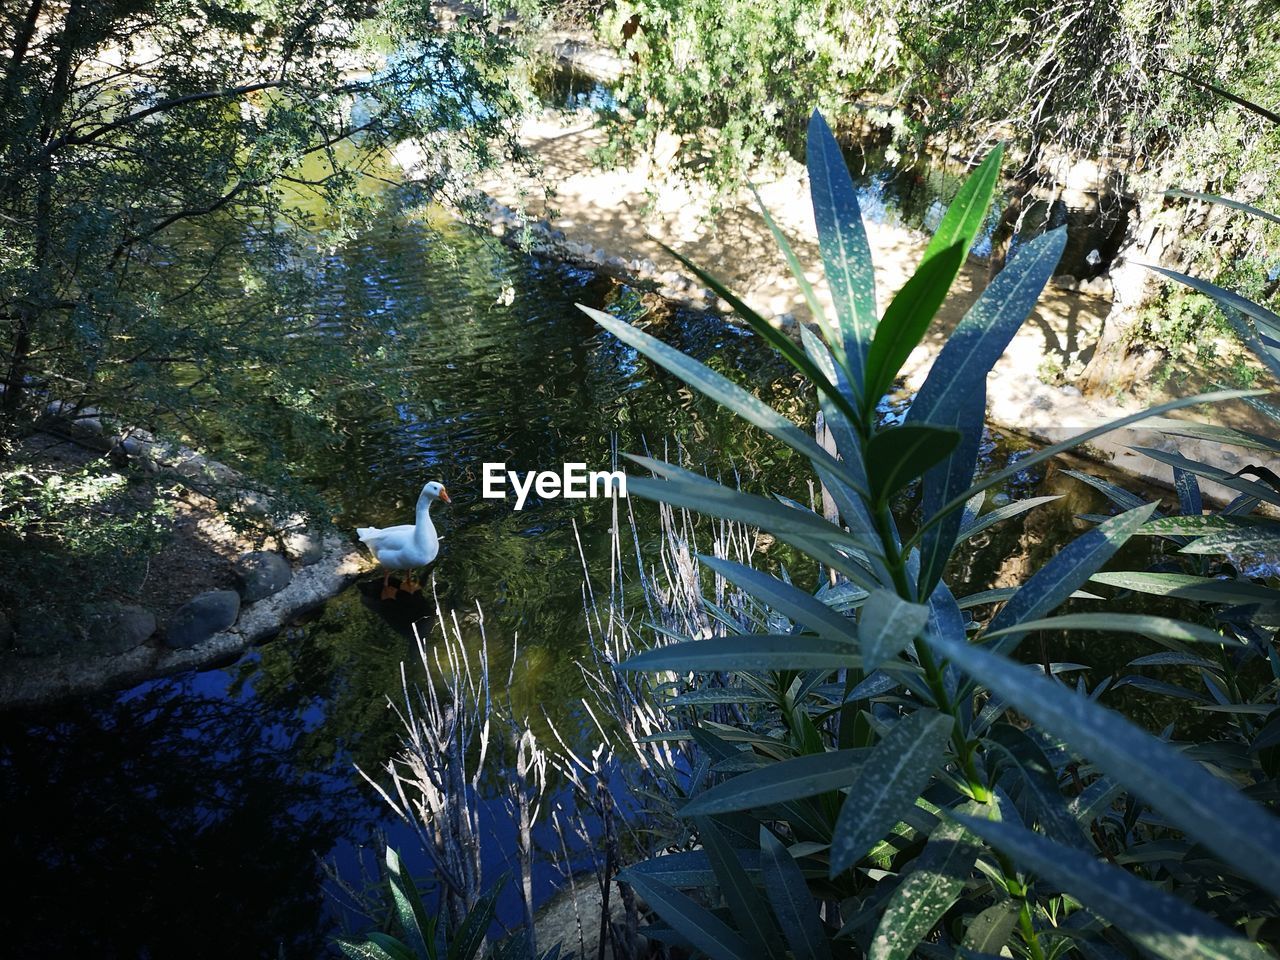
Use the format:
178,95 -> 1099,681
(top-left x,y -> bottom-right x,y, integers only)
591,0 -> 1280,388
0,0 -> 529,458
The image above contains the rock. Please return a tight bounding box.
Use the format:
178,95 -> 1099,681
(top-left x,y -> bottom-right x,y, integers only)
164,590 -> 240,649
234,550 -> 292,602
13,609 -> 83,656
1079,276 -> 1114,299
0,610 -> 12,647
84,603 -> 156,655
1051,274 -> 1081,291
282,528 -> 324,565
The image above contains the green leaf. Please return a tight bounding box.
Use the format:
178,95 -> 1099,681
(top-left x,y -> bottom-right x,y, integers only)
620,635 -> 861,673
666,688 -> 778,707
808,109 -> 877,391
760,826 -> 833,960
960,902 -> 1019,955
1142,261 -> 1280,338
829,710 -> 953,876
866,424 -> 961,507
1090,571 -> 1280,606
1132,446 -> 1280,508
905,389 -> 1259,557
1180,526 -> 1280,558
697,817 -> 783,960
682,749 -> 864,816
336,939 -> 406,960
580,305 -> 866,496
1138,515 -> 1263,537
927,632 -> 1280,899
907,227 -> 1068,592
924,145 -> 1005,262
628,849 -> 755,888
957,495 -> 1061,543
984,503 -> 1158,653
1139,417 -> 1280,454
869,807 -> 983,960
385,848 -> 431,960
369,933 -> 420,960
622,870 -> 754,960
863,242 -> 967,409
984,613 -> 1227,646
446,886 -> 499,960
859,588 -> 930,670
952,814 -> 1268,960
1164,189 -> 1280,227
653,235 -> 862,430
700,555 -> 858,643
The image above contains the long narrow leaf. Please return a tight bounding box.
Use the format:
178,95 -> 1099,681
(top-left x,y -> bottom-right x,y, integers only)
952,815 -> 1267,960
863,243 -> 967,409
683,749 -> 864,816
653,236 -> 862,429
581,304 -> 867,495
905,390 -> 1259,554
808,110 -> 877,390
870,807 -> 984,960
984,612 -> 1227,646
761,827 -> 833,960
829,710 -> 953,876
620,635 -> 861,673
622,870 -> 754,960
984,503 -> 1158,653
697,817 -> 783,960
927,632 -> 1280,899
701,555 -> 858,643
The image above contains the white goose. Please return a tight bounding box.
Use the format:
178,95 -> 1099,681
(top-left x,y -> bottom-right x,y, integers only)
357,480 -> 450,599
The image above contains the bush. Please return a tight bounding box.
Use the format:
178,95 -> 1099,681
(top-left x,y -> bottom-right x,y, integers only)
576,111 -> 1280,958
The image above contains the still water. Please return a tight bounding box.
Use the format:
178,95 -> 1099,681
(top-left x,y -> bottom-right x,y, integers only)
0,164 -> 1170,954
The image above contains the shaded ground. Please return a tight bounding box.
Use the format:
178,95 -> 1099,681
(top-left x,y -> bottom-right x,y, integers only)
1,432 -> 244,625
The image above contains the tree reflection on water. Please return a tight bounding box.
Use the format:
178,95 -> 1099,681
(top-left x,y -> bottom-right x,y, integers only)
0,672 -> 379,957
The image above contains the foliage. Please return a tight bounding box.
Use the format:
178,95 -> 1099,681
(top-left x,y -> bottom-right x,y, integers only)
0,457 -> 174,610
336,848 -> 538,960
577,111 -> 1280,957
0,0 -> 533,481
596,0 -> 1278,192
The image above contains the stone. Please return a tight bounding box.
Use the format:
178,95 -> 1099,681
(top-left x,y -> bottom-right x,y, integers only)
13,609 -> 83,656
164,590 -> 240,649
282,527 -> 324,565
84,603 -> 156,655
234,550 -> 292,602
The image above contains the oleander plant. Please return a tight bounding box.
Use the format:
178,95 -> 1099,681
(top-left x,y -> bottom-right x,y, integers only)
576,111 -> 1280,959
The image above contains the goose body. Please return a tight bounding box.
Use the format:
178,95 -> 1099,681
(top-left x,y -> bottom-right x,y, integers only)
357,480 -> 450,597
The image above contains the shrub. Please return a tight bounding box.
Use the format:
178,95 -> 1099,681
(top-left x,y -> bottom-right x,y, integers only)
575,111 -> 1280,958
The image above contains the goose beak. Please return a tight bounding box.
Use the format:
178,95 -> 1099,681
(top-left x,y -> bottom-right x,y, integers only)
438,488 -> 451,503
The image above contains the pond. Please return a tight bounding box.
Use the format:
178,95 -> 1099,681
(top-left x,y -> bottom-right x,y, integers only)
0,144 -> 1181,955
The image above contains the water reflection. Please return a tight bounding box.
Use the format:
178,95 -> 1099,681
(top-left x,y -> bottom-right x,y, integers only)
0,671 -> 375,956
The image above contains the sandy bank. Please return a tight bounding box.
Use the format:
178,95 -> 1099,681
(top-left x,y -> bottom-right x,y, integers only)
403,106 -> 1273,504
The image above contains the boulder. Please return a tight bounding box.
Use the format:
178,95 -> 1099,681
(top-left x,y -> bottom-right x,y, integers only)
234,550 -> 292,602
281,528 -> 324,566
164,590 -> 240,649
84,603 -> 156,655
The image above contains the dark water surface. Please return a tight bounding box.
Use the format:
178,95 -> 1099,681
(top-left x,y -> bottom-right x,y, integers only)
1,163 -> 1175,954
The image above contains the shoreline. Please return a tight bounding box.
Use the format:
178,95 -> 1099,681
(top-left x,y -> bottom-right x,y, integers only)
406,104 -> 1274,505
